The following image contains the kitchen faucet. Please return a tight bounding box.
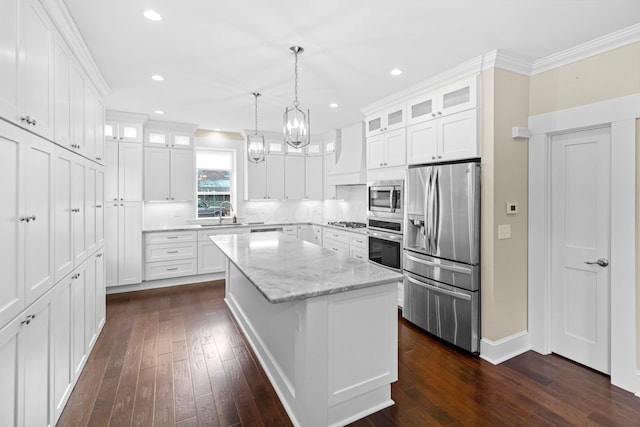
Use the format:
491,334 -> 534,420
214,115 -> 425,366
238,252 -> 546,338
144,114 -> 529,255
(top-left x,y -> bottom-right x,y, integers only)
219,201 -> 234,223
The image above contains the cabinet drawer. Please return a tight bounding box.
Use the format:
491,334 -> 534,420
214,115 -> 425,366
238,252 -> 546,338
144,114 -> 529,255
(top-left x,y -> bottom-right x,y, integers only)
350,246 -> 368,261
197,227 -> 250,241
283,225 -> 297,236
323,228 -> 349,244
323,239 -> 349,255
350,233 -> 368,249
145,230 -> 197,244
145,242 -> 197,262
145,259 -> 197,281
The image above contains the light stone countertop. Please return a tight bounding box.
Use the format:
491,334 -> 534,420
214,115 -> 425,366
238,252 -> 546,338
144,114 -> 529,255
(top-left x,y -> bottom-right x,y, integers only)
210,232 -> 403,303
143,222 -> 369,234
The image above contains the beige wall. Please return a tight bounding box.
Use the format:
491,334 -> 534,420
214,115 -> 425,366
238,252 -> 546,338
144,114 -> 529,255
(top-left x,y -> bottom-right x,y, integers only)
481,68 -> 530,341
530,42 -> 640,115
530,44 -> 640,368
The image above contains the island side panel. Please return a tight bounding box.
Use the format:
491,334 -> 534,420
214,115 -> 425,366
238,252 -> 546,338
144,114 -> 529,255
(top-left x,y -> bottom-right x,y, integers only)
326,283 -> 398,426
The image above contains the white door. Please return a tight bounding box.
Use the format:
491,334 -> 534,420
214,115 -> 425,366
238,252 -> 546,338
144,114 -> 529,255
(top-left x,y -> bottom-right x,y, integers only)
119,202 -> 142,285
384,128 -> 406,167
550,127 -> 611,374
104,203 -> 118,287
143,147 -> 170,201
246,160 -> 266,199
284,155 -> 305,200
120,142 -> 143,201
54,147 -> 74,282
266,155 -> 285,200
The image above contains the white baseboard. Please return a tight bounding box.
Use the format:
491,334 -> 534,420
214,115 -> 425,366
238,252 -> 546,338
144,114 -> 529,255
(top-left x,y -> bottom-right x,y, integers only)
635,370 -> 640,398
480,330 -> 530,365
106,272 -> 224,294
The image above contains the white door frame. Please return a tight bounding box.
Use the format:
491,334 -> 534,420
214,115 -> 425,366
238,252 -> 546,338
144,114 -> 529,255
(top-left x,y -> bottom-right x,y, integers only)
528,93 -> 639,395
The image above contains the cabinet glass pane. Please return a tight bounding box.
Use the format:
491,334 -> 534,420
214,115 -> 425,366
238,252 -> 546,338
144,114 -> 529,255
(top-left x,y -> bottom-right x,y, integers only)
288,146 -> 303,154
387,109 -> 403,126
307,144 -> 320,154
104,124 -> 113,137
122,126 -> 138,139
174,135 -> 190,146
148,133 -> 165,144
368,117 -> 381,133
269,143 -> 282,153
411,100 -> 432,119
325,142 -> 335,152
443,87 -> 470,109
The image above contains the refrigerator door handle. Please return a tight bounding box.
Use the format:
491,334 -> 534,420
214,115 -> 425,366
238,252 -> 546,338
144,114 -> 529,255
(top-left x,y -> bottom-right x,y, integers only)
424,168 -> 432,252
405,274 -> 472,301
434,168 -> 441,253
404,253 -> 473,275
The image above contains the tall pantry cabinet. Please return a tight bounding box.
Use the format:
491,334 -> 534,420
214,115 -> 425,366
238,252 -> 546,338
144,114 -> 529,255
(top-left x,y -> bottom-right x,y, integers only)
0,0 -> 109,425
104,111 -> 146,287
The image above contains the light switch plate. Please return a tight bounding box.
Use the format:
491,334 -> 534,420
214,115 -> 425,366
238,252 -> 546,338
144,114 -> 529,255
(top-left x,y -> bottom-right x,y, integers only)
498,224 -> 511,240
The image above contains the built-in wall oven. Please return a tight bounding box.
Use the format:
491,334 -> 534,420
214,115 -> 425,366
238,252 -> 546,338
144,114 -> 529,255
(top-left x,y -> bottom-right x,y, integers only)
367,180 -> 403,272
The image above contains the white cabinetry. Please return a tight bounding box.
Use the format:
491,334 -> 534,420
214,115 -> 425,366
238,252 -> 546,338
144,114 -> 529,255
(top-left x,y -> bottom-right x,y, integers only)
284,155 -> 305,200
197,227 -> 250,275
283,225 -> 298,237
322,228 -> 350,255
104,123 -> 143,288
365,103 -> 405,137
104,140 -> 143,203
145,128 -> 194,149
407,109 -> 477,164
105,120 -> 143,143
406,76 -> 478,164
323,227 -> 369,260
144,231 -> 197,280
105,202 -> 142,287
246,154 -> 285,200
144,147 -> 194,201
305,154 -> 323,200
367,128 -> 406,169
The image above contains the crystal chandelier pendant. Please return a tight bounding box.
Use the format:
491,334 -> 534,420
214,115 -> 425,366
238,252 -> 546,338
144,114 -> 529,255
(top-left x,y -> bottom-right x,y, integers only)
247,92 -> 265,163
284,46 -> 310,149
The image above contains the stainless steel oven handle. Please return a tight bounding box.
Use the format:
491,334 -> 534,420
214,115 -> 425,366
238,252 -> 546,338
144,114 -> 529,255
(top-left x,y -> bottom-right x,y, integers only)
405,274 -> 471,301
404,253 -> 471,274
368,231 -> 403,241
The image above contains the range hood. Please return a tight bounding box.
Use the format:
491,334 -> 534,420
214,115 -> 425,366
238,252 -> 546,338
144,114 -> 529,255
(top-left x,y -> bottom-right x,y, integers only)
326,122 -> 366,185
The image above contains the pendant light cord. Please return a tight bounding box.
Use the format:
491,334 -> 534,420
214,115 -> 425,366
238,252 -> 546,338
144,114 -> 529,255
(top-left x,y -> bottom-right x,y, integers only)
253,92 -> 261,135
293,51 -> 299,107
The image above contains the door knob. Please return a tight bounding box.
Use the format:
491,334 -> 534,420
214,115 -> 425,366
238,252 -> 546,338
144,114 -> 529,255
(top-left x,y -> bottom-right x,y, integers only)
585,258 -> 609,267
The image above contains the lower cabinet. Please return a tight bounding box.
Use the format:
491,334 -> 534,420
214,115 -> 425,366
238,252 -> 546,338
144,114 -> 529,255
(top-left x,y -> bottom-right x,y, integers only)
105,202 -> 142,287
323,227 -> 369,260
1,245 -> 105,426
144,230 -> 197,280
197,228 -> 250,275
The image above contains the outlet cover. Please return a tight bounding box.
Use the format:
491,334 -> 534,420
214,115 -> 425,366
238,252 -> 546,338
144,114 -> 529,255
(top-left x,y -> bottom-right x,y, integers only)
498,224 -> 511,240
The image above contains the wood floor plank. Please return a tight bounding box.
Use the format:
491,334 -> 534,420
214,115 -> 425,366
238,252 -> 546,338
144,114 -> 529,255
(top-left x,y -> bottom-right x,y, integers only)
153,352 -> 175,427
58,281 -> 640,427
130,366 -> 156,426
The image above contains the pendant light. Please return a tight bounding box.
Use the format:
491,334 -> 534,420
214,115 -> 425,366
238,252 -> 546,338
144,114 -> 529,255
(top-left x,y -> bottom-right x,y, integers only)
247,92 -> 266,163
283,46 -> 310,149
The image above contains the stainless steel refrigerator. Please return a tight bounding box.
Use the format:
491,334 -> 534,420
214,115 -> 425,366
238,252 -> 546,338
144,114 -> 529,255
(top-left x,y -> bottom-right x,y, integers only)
403,160 -> 480,353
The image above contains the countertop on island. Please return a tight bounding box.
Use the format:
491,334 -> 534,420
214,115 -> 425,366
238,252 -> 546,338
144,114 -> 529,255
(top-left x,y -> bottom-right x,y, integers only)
210,232 -> 403,303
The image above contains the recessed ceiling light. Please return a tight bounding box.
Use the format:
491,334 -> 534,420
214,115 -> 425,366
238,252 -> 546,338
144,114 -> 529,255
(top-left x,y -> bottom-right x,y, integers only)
329,103 -> 338,108
151,74 -> 164,81
143,10 -> 162,21
213,128 -> 221,132
154,110 -> 164,115
390,68 -> 403,76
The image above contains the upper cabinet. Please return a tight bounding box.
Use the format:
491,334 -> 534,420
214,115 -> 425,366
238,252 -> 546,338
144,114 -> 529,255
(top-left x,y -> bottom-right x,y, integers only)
0,0 -> 54,139
363,74 -> 480,170
407,76 -> 477,126
105,120 -> 143,143
142,120 -> 197,202
365,103 -> 405,137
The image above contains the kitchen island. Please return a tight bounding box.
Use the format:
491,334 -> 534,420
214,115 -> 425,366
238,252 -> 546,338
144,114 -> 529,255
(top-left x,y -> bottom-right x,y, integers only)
210,232 -> 403,427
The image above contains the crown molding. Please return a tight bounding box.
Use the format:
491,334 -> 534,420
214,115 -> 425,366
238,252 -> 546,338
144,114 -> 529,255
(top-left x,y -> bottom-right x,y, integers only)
42,0 -> 111,98
146,119 -> 199,133
361,55 -> 485,115
531,23 -> 640,75
105,110 -> 149,123
483,50 -> 534,76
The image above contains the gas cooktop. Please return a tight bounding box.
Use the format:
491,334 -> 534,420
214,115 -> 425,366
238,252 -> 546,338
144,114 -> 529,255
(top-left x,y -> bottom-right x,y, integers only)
326,221 -> 367,229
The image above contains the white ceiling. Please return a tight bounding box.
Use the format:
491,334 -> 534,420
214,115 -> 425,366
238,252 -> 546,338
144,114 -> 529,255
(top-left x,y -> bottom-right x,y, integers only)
63,0 -> 640,134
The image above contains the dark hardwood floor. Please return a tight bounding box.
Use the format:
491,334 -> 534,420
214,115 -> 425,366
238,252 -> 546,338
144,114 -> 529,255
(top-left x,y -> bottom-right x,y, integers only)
57,281 -> 640,427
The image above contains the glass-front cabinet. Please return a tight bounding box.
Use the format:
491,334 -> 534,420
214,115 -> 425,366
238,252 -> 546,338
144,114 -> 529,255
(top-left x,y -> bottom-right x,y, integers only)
407,76 -> 477,126
365,103 -> 406,137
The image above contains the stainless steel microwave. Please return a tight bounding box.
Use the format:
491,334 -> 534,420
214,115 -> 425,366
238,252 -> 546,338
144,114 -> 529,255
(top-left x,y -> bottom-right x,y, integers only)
368,180 -> 403,218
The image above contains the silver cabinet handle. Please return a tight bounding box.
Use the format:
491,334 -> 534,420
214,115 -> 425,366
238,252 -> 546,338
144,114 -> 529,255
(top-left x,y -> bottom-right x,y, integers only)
166,267 -> 178,271
585,258 -> 609,267
96,205 -> 102,208
166,250 -> 178,254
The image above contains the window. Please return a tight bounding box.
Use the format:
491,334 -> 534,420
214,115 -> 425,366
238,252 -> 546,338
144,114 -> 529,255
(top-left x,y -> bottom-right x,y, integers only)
196,149 -> 235,218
